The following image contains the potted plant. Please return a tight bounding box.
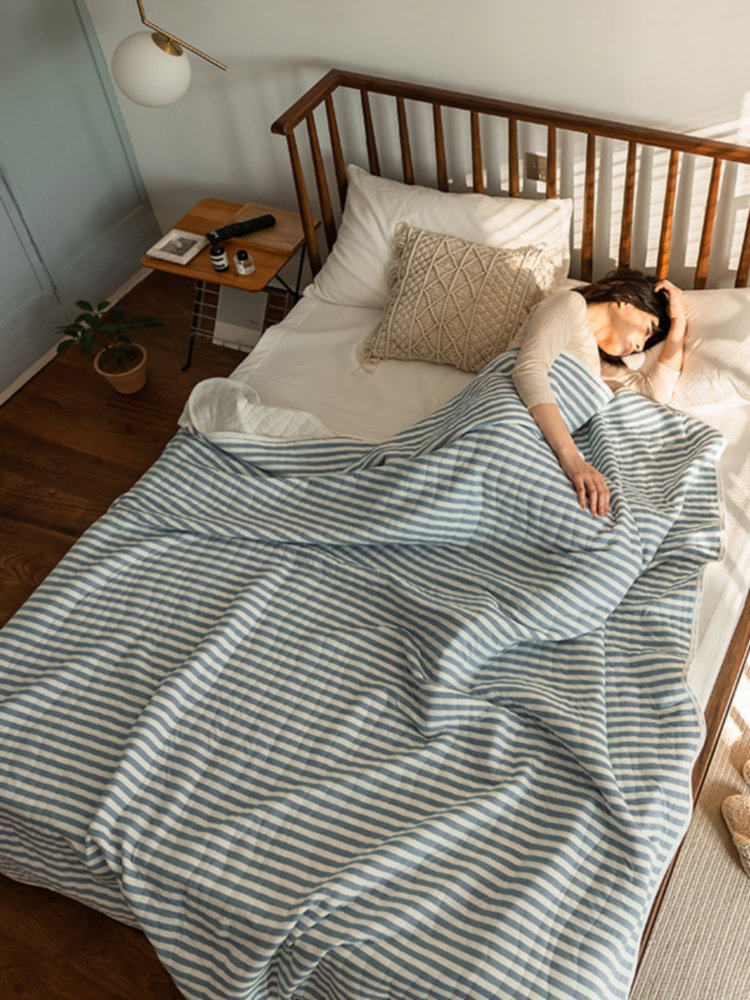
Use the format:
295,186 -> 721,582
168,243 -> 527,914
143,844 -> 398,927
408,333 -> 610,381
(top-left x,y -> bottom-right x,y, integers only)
56,299 -> 163,394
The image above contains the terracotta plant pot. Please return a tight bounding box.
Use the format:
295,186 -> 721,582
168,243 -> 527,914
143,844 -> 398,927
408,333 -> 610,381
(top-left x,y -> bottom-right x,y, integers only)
93,344 -> 147,394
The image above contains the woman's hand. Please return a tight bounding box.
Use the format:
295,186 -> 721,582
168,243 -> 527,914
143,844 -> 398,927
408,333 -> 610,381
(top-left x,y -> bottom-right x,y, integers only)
655,280 -> 688,373
558,448 -> 610,517
656,278 -> 688,327
528,402 -> 610,516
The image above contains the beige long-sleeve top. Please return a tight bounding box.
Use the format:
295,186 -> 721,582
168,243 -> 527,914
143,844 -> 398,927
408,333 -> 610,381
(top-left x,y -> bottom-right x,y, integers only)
510,291 -> 679,408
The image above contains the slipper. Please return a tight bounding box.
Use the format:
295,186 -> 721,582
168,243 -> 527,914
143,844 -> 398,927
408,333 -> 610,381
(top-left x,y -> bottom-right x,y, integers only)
742,758 -> 750,787
722,795 -> 750,876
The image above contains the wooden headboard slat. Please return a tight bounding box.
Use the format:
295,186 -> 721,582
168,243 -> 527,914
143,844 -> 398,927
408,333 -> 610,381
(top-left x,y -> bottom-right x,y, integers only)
656,150 -> 679,279
433,105 -> 449,192
618,141 -> 638,269
306,114 -> 337,253
324,95 -> 347,210
271,69 -> 750,285
361,90 -> 380,176
581,134 -> 596,281
471,112 -> 484,193
396,97 -> 415,185
508,118 -> 520,197
695,158 -> 723,289
736,208 -> 750,288
546,126 -> 558,199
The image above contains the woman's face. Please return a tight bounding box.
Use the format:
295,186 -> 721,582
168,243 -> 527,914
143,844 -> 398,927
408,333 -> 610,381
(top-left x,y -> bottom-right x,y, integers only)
596,302 -> 658,357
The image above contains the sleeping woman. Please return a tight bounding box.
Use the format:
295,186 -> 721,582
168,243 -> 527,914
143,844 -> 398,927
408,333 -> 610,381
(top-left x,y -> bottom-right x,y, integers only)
510,269 -> 688,517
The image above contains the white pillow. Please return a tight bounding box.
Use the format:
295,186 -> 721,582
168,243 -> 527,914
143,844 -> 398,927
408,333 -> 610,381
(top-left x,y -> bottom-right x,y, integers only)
674,288 -> 750,409
622,288 -> 750,410
307,164 -> 573,309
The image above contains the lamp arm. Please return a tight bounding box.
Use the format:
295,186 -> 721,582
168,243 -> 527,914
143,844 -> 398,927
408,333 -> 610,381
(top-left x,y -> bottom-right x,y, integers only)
136,0 -> 227,70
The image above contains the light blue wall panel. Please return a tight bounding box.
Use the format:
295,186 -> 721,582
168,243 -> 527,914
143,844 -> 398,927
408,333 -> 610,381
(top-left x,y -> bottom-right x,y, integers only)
0,0 -> 160,395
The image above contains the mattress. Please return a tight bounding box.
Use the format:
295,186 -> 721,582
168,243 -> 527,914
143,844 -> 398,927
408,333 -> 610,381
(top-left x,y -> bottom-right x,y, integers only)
225,293 -> 750,713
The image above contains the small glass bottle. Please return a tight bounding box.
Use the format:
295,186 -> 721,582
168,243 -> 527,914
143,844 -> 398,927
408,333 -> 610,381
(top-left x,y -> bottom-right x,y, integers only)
209,242 -> 229,272
234,249 -> 255,275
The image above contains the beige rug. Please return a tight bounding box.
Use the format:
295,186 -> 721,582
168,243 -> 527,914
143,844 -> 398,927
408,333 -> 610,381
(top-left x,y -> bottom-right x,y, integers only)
631,668 -> 750,999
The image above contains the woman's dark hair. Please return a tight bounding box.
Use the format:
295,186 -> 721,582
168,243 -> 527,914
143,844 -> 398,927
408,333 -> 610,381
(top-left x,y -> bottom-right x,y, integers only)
578,268 -> 671,365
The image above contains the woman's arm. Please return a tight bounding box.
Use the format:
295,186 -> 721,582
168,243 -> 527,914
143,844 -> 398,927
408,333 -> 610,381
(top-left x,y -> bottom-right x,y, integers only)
528,402 -> 610,517
512,292 -> 610,517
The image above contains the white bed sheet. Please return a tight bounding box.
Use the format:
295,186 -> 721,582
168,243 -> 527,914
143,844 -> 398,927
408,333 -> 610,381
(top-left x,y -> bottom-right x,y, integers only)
230,296 -> 473,439
228,295 -> 750,711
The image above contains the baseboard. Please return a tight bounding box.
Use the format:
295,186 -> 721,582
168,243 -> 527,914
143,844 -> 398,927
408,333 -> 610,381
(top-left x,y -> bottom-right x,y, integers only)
107,267 -> 151,305
0,345 -> 59,405
0,270 -> 150,406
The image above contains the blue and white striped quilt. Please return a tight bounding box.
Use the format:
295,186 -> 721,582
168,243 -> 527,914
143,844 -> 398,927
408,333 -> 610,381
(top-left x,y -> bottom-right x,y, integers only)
0,352 -> 724,1000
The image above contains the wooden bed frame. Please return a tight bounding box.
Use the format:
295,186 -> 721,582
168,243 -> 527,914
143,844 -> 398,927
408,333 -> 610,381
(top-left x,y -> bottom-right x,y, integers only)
271,68 -> 750,805
272,69 -> 750,295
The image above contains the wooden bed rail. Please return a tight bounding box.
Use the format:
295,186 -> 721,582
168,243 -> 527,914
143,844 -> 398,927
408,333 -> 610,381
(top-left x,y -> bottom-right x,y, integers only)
271,68 -> 750,287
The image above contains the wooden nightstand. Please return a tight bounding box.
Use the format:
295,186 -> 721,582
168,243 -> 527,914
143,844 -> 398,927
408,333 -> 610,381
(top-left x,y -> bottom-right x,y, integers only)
141,198 -> 311,369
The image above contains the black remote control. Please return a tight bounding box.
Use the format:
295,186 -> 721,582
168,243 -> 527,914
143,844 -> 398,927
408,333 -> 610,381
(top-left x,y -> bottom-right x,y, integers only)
205,214 -> 276,243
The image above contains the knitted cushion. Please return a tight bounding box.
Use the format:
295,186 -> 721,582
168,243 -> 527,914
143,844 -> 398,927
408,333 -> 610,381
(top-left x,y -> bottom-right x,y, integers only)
363,224 -> 558,373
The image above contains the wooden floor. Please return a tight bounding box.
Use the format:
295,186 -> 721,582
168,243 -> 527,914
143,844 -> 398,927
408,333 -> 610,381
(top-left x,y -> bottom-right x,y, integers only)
0,271 -> 243,999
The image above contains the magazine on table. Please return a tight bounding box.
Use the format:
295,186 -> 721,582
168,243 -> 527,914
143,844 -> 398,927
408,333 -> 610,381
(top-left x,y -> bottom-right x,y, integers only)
146,229 -> 208,265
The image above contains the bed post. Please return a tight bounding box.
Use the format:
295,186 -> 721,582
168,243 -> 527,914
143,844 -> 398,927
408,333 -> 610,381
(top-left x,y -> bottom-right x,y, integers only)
284,130 -> 322,275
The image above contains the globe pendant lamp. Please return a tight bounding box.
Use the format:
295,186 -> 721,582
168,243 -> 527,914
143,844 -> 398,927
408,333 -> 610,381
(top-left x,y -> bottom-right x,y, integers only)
111,0 -> 226,108
112,32 -> 191,107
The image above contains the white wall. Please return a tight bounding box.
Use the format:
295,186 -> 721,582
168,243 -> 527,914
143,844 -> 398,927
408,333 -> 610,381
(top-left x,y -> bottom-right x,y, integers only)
85,0 -> 750,231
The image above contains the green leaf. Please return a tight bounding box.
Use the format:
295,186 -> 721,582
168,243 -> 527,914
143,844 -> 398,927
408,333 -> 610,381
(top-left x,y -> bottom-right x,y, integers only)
56,339 -> 75,355
80,330 -> 97,355
58,296 -> 162,353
